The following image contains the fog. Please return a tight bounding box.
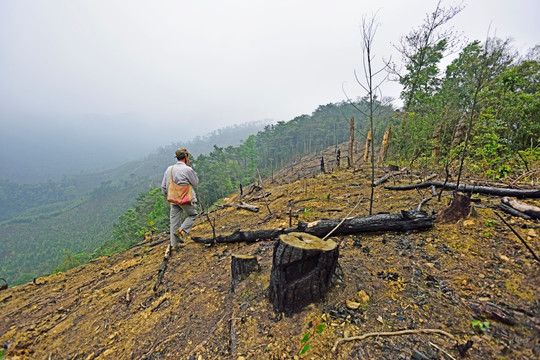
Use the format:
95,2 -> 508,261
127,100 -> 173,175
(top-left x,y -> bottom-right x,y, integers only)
1,0 -> 538,181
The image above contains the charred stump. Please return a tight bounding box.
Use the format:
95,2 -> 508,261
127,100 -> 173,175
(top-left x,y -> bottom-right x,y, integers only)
268,232 -> 338,316
230,254 -> 260,291
436,192 -> 471,224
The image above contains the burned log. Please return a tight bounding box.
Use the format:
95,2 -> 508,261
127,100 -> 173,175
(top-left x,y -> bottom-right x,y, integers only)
191,210 -> 434,245
230,255 -> 260,291
268,232 -> 338,315
385,181 -> 540,199
467,300 -> 515,325
501,197 -> 540,219
499,203 -> 532,220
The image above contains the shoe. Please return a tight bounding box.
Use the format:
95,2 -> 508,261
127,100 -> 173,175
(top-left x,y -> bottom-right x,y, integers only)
174,229 -> 185,243
173,244 -> 185,252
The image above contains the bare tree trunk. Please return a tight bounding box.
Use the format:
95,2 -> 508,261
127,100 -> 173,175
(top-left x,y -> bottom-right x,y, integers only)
363,129 -> 372,163
380,125 -> 391,163
349,117 -> 355,167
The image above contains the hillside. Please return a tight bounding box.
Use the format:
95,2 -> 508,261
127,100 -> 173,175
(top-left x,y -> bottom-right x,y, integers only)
1,147 -> 538,360
0,121 -> 269,285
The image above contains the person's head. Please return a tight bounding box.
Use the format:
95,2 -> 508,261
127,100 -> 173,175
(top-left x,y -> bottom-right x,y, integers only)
175,147 -> 189,161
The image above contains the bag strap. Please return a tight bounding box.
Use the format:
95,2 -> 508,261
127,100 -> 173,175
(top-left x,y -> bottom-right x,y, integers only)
169,165 -> 176,185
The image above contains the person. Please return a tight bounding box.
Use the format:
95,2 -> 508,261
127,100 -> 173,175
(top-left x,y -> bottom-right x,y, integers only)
161,147 -> 199,247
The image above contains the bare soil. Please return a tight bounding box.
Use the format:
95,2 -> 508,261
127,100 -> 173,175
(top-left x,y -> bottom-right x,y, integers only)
1,150 -> 538,360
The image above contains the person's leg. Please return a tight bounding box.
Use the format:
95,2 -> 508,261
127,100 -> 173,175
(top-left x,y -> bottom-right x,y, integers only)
179,202 -> 198,234
170,204 -> 184,246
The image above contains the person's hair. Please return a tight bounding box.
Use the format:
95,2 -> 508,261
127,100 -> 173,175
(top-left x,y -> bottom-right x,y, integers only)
176,154 -> 186,160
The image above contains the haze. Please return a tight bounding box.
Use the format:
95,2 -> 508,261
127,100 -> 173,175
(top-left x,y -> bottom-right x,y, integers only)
1,0 -> 538,182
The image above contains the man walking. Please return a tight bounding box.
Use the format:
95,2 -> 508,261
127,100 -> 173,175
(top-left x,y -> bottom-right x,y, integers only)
161,147 -> 199,247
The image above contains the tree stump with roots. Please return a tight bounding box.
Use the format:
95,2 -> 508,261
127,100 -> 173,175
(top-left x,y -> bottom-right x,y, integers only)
268,232 -> 338,316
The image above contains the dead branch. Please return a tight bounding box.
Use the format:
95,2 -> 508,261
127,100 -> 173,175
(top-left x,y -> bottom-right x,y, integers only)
153,244 -> 171,291
385,181 -> 540,199
373,167 -> 407,186
189,312 -> 228,358
429,341 -> 457,360
229,309 -> 237,356
257,168 -> 272,215
494,211 -> 539,262
332,328 -> 455,352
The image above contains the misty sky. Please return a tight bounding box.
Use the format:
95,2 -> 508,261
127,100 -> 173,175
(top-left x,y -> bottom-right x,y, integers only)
1,0 -> 539,147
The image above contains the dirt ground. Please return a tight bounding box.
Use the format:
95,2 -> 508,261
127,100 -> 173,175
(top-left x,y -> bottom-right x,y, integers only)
1,150 -> 538,360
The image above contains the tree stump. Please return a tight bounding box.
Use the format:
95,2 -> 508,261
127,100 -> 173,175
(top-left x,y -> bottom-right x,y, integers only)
436,192 -> 471,224
230,255 -> 260,291
268,232 -> 338,316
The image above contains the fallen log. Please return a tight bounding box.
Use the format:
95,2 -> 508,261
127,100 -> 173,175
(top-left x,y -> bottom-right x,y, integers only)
467,299 -> 516,325
373,167 -> 407,186
498,203 -> 532,220
191,210 -> 434,245
501,197 -> 540,219
385,181 -> 540,199
236,202 -> 259,213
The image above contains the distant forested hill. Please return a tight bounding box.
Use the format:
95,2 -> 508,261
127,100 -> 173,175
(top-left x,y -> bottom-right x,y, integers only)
0,121 -> 269,285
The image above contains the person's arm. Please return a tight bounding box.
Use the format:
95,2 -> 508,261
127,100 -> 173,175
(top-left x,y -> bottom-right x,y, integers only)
161,167 -> 170,195
186,168 -> 199,187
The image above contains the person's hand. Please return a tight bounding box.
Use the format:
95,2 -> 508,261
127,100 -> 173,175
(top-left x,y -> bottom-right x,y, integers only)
186,156 -> 191,167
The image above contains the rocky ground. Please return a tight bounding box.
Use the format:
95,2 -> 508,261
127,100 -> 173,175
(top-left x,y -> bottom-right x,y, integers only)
1,150 -> 538,360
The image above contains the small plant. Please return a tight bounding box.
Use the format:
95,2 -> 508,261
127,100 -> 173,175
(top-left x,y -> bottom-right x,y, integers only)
0,348 -> 6,359
484,219 -> 496,227
472,319 -> 490,332
303,206 -> 312,218
297,322 -> 326,356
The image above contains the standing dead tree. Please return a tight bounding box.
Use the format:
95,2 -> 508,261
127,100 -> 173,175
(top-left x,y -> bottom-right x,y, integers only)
357,14 -> 388,215
349,117 -> 355,168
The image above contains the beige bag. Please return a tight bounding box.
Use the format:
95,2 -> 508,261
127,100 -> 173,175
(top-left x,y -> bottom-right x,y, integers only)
167,167 -> 193,205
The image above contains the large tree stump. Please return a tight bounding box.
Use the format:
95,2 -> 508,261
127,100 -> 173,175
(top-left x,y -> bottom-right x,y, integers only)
230,254 -> 260,291
268,232 -> 338,316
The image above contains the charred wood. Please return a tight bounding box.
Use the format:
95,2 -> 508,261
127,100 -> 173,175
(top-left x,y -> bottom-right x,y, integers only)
385,181 -> 540,199
501,197 -> 540,219
191,210 -> 434,245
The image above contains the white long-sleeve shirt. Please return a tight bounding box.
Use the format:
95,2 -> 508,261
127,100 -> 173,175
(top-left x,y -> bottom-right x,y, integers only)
161,161 -> 199,202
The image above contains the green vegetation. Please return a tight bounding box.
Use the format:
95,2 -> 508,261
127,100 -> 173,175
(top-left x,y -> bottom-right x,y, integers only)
472,319 -> 490,332
194,100 -> 394,207
391,35 -> 539,178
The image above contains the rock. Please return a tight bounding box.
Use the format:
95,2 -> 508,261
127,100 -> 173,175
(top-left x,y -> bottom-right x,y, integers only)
346,300 -> 361,310
357,290 -> 370,304
377,315 -> 384,324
